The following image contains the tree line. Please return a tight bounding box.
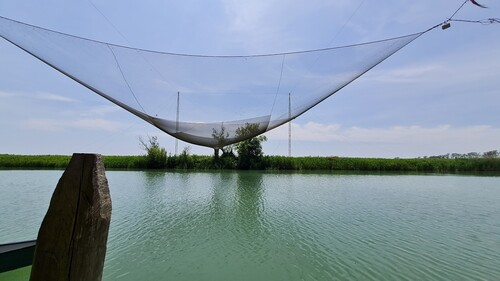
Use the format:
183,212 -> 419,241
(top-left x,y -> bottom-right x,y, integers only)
421,150 -> 499,159
137,135 -> 500,172
1,132 -> 498,172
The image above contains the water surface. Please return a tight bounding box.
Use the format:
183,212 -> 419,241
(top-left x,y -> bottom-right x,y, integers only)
1,170 -> 499,280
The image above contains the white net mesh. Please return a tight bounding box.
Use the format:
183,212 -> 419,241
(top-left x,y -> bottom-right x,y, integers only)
0,16 -> 422,148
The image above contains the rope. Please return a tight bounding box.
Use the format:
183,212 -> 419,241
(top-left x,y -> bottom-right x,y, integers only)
270,55 -> 286,115
326,0 -> 367,46
87,0 -> 132,46
107,45 -> 147,114
448,0 -> 469,21
0,15 -> 426,58
451,18 -> 500,24
1,0 -> 495,58
87,0 -> 176,111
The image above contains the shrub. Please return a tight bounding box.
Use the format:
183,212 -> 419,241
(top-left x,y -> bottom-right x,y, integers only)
139,136 -> 167,169
234,123 -> 267,169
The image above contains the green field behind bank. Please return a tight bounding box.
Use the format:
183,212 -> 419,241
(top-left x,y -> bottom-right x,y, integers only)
1,154 -> 500,172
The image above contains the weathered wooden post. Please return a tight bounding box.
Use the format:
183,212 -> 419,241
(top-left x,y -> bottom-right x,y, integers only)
30,153 -> 112,281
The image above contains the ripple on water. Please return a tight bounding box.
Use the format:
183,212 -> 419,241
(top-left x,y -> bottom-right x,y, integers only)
2,171 -> 499,280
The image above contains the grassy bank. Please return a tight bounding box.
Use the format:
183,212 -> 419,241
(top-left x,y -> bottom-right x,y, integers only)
0,154 -> 146,169
265,156 -> 500,172
1,154 -> 500,172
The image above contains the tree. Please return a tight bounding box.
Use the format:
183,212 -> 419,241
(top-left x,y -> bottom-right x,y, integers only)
234,123 -> 267,169
467,152 -> 481,159
139,136 -> 167,169
212,125 -> 229,158
175,146 -> 193,169
483,150 -> 499,158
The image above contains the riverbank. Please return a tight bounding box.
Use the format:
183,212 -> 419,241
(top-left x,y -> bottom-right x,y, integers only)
1,154 -> 500,172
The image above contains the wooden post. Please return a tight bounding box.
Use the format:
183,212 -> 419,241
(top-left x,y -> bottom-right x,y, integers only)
30,153 -> 112,281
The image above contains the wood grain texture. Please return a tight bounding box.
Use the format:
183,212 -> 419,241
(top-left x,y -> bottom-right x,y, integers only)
30,153 -> 111,281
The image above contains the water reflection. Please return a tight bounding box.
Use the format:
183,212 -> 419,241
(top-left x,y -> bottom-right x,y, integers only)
140,171 -> 166,201
1,171 -> 499,280
234,172 -> 265,235
98,171 -> 500,281
206,171 -> 266,236
207,172 -> 235,219
142,170 -> 166,186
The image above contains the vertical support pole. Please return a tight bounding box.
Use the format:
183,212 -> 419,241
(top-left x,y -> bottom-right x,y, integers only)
30,153 -> 112,281
175,91 -> 180,155
288,93 -> 292,157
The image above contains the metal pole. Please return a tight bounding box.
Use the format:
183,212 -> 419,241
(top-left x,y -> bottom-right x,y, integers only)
175,91 -> 179,155
288,93 -> 291,157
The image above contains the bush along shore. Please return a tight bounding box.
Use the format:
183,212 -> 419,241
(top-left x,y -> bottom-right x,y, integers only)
2,136 -> 498,172
1,154 -> 500,172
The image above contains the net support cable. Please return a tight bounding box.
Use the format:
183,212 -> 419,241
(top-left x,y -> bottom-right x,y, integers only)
0,2 -> 490,148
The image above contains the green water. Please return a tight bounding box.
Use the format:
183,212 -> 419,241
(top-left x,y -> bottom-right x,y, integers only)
1,170 -> 499,280
0,267 -> 31,281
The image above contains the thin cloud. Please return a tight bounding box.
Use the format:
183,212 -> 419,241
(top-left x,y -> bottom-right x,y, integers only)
71,118 -> 124,132
364,44 -> 500,86
220,0 -> 352,52
80,105 -> 121,117
364,64 -> 447,84
0,90 -> 17,98
266,122 -> 500,147
0,91 -> 78,102
20,118 -> 64,131
21,118 -> 125,132
36,92 -> 78,103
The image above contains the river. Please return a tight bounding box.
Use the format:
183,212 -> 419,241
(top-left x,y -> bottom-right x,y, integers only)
1,170 -> 499,280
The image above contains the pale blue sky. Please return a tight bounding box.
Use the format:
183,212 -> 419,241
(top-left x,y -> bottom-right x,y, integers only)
0,0 -> 499,157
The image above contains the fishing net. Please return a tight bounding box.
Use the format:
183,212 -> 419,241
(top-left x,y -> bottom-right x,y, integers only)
0,16 -> 422,148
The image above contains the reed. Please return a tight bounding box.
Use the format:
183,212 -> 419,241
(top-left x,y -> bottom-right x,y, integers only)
1,154 -> 500,172
264,156 -> 500,172
0,154 -> 71,168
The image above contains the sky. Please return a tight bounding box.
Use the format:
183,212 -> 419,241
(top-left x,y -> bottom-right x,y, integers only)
0,0 -> 499,158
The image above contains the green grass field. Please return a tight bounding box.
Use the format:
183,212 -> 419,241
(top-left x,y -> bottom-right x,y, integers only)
1,154 -> 499,172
